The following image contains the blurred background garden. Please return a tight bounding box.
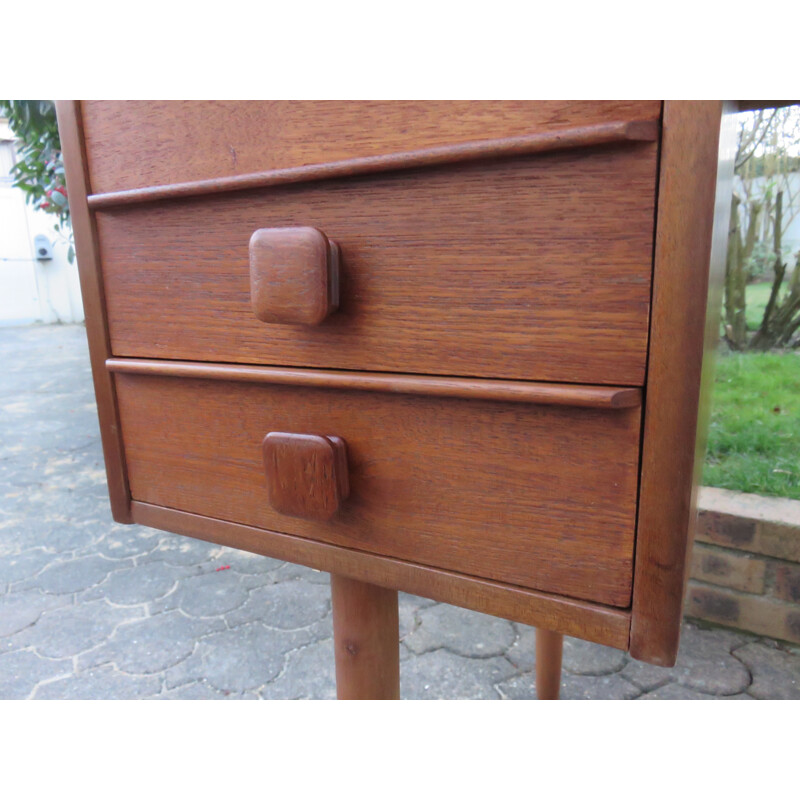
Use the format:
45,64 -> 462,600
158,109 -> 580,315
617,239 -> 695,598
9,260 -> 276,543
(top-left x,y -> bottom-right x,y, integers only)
704,105 -> 800,500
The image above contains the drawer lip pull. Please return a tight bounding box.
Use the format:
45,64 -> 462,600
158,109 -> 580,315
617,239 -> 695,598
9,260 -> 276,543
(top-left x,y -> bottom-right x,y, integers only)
106,358 -> 641,409
87,119 -> 658,210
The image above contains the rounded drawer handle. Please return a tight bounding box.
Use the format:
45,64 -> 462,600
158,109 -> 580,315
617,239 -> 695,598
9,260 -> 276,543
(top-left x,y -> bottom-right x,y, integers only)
249,226 -> 340,325
262,432 -> 349,521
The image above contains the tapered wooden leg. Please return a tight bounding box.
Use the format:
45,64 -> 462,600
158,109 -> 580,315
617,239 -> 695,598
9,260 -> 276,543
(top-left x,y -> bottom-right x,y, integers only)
330,573 -> 400,699
535,628 -> 563,699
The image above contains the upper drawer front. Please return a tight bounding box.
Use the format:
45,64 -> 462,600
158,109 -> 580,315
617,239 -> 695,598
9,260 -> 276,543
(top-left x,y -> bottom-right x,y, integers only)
114,371 -> 641,607
97,146 -> 656,385
81,100 -> 662,194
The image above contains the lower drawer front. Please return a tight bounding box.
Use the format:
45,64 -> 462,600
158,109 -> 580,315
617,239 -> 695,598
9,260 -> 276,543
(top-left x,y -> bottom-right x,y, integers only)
115,374 -> 640,607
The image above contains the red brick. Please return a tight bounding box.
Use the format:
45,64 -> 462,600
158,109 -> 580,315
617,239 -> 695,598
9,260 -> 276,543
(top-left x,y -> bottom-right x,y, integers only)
690,543 -> 765,593
686,583 -> 800,645
696,487 -> 800,562
774,564 -> 800,604
695,510 -> 756,548
686,585 -> 740,624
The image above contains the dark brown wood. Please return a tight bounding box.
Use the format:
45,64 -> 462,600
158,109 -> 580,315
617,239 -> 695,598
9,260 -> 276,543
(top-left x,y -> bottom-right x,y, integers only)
130,500 -> 631,649
114,372 -> 641,606
331,574 -> 400,700
55,101 -> 132,523
249,227 -> 340,325
535,629 -> 564,700
736,100 -> 798,112
262,432 -> 349,521
95,146 -> 657,385
87,120 -> 659,210
80,101 -> 661,195
630,102 -> 736,665
106,358 -> 642,409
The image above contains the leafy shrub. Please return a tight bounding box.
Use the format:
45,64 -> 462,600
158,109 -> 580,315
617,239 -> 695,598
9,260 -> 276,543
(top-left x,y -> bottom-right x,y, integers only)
0,100 -> 73,261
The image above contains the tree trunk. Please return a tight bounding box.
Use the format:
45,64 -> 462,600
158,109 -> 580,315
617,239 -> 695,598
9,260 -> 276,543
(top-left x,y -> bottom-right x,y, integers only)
724,194 -> 748,348
750,191 -> 788,351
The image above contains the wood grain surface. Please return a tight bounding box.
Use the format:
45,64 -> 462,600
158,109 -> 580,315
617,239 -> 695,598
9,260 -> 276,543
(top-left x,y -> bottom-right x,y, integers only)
81,100 -> 662,194
630,101 -> 735,665
262,433 -> 349,521
331,574 -> 400,700
115,373 -> 641,606
87,120 -> 658,210
105,358 -> 642,409
55,101 -> 132,522
535,629 -> 564,699
130,501 -> 631,649
97,146 -> 657,385
249,227 -> 340,325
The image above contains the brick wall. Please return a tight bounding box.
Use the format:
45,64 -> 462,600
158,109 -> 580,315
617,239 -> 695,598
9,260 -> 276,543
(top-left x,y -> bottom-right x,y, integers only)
686,487 -> 800,644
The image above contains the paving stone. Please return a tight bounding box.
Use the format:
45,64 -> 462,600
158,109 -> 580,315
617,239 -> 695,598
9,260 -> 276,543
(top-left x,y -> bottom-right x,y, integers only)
734,642 -> 800,699
88,524 -> 163,560
226,580 -> 330,630
34,665 -> 162,699
142,534 -> 222,567
498,672 -> 641,700
401,649 -> 516,700
506,624 -> 538,671
78,610 -> 225,674
209,548 -> 285,576
0,590 -> 70,638
42,523 -> 101,554
166,622 -> 315,693
272,562 -> 332,584
85,560 -> 183,606
640,683 -> 752,700
260,638 -> 337,700
0,548 -> 59,585
26,554 -> 128,595
562,637 -> 627,675
621,660 -> 675,691
152,567 -> 250,618
157,681 -> 258,700
0,649 -> 72,699
558,674 -> 641,700
506,626 -> 628,676
403,604 -> 515,658
399,593 -> 438,640
669,624 -> 751,695
10,599 -> 143,659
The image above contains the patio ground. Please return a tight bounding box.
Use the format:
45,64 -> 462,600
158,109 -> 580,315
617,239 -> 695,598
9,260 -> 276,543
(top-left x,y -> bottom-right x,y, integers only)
1,324 -> 799,699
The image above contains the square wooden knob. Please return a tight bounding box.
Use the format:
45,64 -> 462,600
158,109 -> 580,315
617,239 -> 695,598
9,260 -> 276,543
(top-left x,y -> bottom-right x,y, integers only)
262,432 -> 349,521
249,227 -> 340,325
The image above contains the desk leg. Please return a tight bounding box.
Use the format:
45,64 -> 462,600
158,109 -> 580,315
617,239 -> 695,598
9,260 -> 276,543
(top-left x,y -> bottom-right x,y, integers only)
331,573 -> 400,699
535,628 -> 563,699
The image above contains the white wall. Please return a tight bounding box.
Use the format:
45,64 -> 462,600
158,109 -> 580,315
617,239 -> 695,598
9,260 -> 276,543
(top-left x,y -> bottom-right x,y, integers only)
0,123 -> 84,326
734,171 -> 800,263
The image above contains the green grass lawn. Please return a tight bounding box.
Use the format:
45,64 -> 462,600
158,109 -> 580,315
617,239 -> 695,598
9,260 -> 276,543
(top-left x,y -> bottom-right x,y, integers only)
744,282 -> 775,331
703,350 -> 800,499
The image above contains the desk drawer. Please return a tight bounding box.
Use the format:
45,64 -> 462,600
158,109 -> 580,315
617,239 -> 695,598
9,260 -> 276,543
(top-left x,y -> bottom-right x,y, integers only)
97,146 -> 657,385
113,367 -> 641,606
81,100 -> 662,194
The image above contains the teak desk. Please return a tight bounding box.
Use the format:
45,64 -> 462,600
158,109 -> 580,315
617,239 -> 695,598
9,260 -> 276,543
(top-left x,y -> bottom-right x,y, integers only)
58,101 -> 736,699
